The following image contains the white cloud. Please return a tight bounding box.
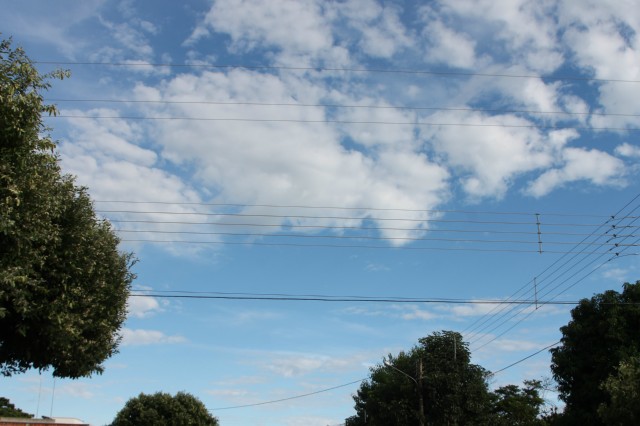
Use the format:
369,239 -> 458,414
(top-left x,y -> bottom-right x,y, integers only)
207,389 -> 249,397
99,19 -> 154,58
131,69 -> 450,245
264,353 -> 362,377
365,262 -> 390,272
200,0 -> 333,55
424,111 -> 577,199
602,267 -> 631,283
1,0 -> 106,57
421,19 -> 478,69
526,147 -> 626,197
486,338 -> 545,352
441,302 -> 506,318
232,310 -> 284,324
127,295 -> 162,318
401,307 -> 437,321
336,0 -> 413,58
615,143 -> 640,158
560,2 -> 640,128
120,328 -> 186,346
437,0 -> 564,72
58,382 -> 97,399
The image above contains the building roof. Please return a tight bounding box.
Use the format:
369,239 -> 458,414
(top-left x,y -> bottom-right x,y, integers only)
0,417 -> 89,426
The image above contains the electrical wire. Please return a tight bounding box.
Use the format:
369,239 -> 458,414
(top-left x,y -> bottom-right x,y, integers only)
466,193 -> 640,350
466,192 -> 640,335
45,97 -> 640,119
108,218 -> 636,238
206,340 -> 562,412
33,60 -> 640,83
51,113 -> 640,132
115,228 -> 636,249
129,291 -> 594,305
96,202 -> 637,253
489,341 -> 561,376
120,239 -> 624,254
209,379 -> 364,411
93,199 -> 616,218
96,208 -> 631,227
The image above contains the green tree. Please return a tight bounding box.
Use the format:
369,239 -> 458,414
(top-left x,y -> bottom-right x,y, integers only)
110,392 -> 219,426
550,281 -> 640,425
347,331 -> 491,426
0,38 -> 136,378
489,380 -> 546,425
0,397 -> 33,418
597,356 -> 640,425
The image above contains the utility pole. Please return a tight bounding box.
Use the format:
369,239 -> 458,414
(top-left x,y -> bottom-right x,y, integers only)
417,357 -> 425,426
384,359 -> 425,426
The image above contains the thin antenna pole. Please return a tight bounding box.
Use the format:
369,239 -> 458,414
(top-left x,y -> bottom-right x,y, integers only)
50,376 -> 56,417
36,372 -> 42,418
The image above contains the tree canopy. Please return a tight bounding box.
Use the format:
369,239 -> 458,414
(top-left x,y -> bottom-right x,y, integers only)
346,331 -> 552,425
347,331 -> 492,426
0,38 -> 136,378
0,397 -> 33,418
110,392 -> 219,426
489,380 -> 546,426
550,280 -> 640,425
597,355 -> 640,425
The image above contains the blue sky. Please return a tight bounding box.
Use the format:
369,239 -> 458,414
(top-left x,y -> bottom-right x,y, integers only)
1,1 -> 640,425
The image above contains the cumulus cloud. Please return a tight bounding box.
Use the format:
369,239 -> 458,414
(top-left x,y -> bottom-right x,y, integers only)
526,147 -> 626,197
401,307 -> 437,321
615,143 -> 640,158
485,338 -> 544,352
336,0 -> 413,58
120,328 -> 186,346
265,353 -> 361,377
49,0 -> 639,258
127,294 -> 162,318
421,18 -> 478,69
440,302 -> 506,318
197,0 -> 333,55
129,68 -> 450,245
423,111 -> 577,199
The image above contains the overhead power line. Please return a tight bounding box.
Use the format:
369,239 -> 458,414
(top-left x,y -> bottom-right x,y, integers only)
465,192 -> 640,350
130,290 -> 602,305
34,60 -> 640,83
207,340 -> 563,412
45,98 -> 640,119
490,341 -> 561,376
120,239 -> 629,255
116,228 -> 635,248
95,208 -> 632,227
51,114 -> 640,132
95,202 -> 638,254
93,200 -> 615,218
210,379 -> 363,411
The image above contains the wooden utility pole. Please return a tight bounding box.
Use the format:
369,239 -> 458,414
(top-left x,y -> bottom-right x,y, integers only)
417,357 -> 425,426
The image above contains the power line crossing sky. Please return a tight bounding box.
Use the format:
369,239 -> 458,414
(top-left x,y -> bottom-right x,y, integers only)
2,1 -> 640,425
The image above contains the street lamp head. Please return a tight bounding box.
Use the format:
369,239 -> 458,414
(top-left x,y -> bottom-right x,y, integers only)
383,359 -> 391,367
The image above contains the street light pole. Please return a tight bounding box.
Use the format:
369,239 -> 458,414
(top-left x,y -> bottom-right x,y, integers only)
383,358 -> 425,426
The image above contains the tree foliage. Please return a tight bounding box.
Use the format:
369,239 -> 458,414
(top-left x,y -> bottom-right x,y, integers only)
0,38 -> 136,378
597,356 -> 640,425
550,280 -> 640,425
489,380 -> 546,425
347,331 -> 491,426
0,396 -> 33,418
110,392 -> 219,426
